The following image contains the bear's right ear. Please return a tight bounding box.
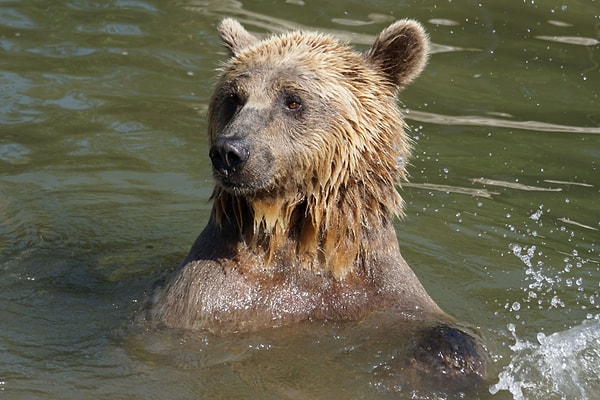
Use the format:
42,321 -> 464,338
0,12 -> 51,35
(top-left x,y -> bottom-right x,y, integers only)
218,18 -> 259,57
364,19 -> 430,90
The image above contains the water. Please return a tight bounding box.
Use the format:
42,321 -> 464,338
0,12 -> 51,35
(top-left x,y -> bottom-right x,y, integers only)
490,317 -> 600,400
1,0 -> 598,398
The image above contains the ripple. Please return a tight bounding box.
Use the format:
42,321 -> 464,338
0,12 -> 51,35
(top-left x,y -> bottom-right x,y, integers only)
471,178 -> 563,192
0,71 -> 43,124
405,110 -> 600,134
0,183 -> 38,257
67,0 -> 158,12
429,18 -> 460,26
0,8 -> 37,30
547,20 -> 573,28
76,23 -> 144,36
27,42 -> 98,58
331,18 -> 372,27
0,144 -> 31,164
42,91 -> 100,111
114,0 -> 158,12
404,182 -> 498,199
536,35 -> 599,46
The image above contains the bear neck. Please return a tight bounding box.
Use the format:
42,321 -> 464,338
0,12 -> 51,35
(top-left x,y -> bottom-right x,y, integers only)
211,184 -> 402,279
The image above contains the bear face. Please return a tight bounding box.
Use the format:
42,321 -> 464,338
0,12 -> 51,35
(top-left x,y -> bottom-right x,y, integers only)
206,19 -> 429,278
209,18 -> 427,199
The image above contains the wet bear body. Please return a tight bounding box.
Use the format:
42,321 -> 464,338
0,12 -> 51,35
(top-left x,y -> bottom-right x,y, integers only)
149,18 -> 487,383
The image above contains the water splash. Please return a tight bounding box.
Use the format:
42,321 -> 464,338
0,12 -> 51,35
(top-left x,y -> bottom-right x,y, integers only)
490,316 -> 600,399
505,203 -> 598,314
494,202 -> 600,399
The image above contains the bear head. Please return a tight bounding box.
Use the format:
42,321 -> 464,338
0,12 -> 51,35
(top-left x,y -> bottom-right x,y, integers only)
207,19 -> 429,277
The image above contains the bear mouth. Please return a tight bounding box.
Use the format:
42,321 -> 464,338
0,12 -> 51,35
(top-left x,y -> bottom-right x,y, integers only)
215,174 -> 274,197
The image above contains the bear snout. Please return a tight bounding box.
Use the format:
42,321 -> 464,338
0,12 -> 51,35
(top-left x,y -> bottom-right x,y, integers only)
209,137 -> 250,178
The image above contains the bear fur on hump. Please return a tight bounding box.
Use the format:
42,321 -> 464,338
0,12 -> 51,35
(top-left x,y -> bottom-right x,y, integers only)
150,18 -> 452,332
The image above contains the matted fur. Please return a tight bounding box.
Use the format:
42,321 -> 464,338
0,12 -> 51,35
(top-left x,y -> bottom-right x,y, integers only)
150,18 -> 446,327
209,21 -> 423,278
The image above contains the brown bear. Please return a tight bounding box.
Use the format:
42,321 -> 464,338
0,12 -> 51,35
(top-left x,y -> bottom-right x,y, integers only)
148,18 -> 487,384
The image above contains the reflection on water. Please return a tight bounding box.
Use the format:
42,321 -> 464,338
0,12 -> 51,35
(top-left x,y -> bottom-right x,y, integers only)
406,110 -> 600,134
0,0 -> 598,399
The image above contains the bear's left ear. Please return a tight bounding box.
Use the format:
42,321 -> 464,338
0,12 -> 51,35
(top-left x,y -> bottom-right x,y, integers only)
218,18 -> 259,57
364,19 -> 430,90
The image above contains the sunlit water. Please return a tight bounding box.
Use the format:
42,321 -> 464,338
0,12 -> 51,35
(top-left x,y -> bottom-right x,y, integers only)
1,1 -> 598,399
490,316 -> 600,400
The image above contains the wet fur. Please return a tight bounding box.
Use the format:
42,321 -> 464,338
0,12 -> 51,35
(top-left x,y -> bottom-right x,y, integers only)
210,19 -> 422,278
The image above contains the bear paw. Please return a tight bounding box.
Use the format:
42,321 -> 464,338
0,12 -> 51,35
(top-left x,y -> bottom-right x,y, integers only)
410,324 -> 488,385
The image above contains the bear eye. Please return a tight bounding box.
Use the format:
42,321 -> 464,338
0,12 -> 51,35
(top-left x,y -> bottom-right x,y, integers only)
284,95 -> 303,113
223,92 -> 243,120
287,100 -> 301,110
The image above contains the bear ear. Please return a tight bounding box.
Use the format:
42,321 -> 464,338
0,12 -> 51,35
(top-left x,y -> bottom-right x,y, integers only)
364,19 -> 430,90
218,18 -> 259,56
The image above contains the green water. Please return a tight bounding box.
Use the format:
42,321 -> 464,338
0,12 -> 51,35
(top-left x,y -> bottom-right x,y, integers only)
1,1 -> 598,399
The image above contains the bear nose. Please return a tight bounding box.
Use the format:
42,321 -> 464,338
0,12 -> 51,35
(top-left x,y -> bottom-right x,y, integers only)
209,137 -> 249,177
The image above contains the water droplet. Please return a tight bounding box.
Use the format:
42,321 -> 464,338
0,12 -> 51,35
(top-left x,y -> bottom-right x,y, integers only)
536,332 -> 546,344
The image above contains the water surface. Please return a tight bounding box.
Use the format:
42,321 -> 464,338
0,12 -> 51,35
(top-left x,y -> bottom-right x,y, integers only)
1,1 -> 599,399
